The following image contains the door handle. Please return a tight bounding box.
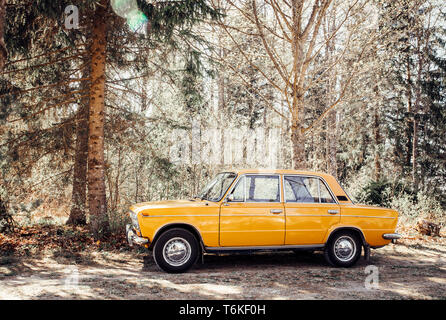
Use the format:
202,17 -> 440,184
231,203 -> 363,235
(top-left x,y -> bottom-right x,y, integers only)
328,210 -> 339,214
270,209 -> 283,214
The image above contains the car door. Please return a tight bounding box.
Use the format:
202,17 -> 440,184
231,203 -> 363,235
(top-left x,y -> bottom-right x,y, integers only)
219,174 -> 285,247
283,175 -> 340,245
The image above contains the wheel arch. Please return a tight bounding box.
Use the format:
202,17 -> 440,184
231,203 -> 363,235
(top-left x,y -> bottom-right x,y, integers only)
149,223 -> 204,251
325,226 -> 368,247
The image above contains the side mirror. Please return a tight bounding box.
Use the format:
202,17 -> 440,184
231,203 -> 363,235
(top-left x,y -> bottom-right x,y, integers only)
226,193 -> 234,202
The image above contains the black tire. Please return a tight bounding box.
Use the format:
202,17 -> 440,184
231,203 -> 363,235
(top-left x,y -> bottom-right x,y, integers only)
153,228 -> 200,273
324,230 -> 362,267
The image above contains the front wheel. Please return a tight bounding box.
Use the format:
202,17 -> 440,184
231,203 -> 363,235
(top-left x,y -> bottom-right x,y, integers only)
153,228 -> 200,273
324,231 -> 361,267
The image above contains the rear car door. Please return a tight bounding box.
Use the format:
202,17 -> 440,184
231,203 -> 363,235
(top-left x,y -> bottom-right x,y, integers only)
283,175 -> 340,245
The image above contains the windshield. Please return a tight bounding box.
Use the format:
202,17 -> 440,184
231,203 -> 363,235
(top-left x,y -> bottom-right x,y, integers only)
198,172 -> 237,202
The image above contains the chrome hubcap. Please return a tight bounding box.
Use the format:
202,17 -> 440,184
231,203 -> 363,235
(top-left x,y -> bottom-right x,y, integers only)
334,236 -> 356,262
162,237 -> 191,266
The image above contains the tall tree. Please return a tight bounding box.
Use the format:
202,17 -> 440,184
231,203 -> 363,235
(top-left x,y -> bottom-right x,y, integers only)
214,0 -> 376,169
0,0 -> 6,68
87,0 -> 109,238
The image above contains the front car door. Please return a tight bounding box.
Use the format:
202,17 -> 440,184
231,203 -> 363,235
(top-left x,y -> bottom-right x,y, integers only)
283,175 -> 340,245
219,174 -> 285,247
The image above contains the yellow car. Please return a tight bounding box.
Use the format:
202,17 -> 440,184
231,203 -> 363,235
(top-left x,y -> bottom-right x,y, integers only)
126,169 -> 401,273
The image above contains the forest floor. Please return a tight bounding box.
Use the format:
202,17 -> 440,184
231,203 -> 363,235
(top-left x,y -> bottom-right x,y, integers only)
0,225 -> 445,300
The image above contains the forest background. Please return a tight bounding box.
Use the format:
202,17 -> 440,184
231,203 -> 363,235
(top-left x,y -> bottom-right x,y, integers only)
0,0 -> 445,240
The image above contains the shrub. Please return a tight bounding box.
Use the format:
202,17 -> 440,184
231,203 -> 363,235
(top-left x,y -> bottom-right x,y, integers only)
0,198 -> 14,233
356,179 -> 412,207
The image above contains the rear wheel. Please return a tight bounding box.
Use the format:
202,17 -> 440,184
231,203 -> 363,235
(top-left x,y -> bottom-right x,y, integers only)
153,228 -> 200,273
324,231 -> 361,267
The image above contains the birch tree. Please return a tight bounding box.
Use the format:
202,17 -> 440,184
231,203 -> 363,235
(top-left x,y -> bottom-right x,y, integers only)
212,0 -> 377,169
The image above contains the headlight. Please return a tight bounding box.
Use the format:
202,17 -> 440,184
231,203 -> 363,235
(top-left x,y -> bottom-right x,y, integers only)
129,210 -> 140,231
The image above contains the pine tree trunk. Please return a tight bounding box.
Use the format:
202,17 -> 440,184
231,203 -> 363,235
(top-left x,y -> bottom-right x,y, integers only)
88,0 -> 109,239
67,54 -> 90,226
0,0 -> 7,69
67,102 -> 89,226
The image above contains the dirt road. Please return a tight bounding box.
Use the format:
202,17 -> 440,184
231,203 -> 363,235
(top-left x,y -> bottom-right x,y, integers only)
1,238 -> 445,300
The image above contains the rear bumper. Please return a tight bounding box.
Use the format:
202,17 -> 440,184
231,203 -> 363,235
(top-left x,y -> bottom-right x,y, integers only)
126,224 -> 149,247
382,233 -> 402,243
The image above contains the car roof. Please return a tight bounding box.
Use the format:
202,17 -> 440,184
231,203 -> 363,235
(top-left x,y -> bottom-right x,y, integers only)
227,169 -> 333,178
219,169 -> 352,203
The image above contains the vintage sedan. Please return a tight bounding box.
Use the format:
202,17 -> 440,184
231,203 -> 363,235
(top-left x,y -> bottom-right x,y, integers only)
126,169 -> 401,273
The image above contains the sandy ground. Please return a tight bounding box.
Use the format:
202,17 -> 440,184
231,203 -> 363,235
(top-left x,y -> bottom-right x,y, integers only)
1,238 -> 445,300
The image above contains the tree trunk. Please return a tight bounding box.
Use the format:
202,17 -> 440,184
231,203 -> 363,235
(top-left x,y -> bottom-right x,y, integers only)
291,117 -> 306,170
326,110 -> 337,177
0,0 -> 7,69
373,108 -> 382,181
67,53 -> 90,226
412,31 -> 423,192
325,8 -> 337,177
405,57 -> 413,170
88,0 -> 109,239
67,102 -> 89,226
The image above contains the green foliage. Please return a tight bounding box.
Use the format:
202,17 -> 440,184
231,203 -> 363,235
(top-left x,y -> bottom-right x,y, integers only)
137,0 -> 221,42
180,50 -> 205,114
356,179 -> 412,207
358,180 -> 391,206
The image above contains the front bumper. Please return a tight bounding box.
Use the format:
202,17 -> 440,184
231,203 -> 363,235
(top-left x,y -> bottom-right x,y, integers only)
126,224 -> 149,247
382,233 -> 402,243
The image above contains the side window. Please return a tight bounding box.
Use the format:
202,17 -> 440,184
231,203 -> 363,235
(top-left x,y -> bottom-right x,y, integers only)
246,175 -> 280,202
228,175 -> 280,202
230,176 -> 245,201
284,179 -> 297,202
320,181 -> 335,203
284,176 -> 318,202
284,176 -> 334,203
303,178 -> 319,202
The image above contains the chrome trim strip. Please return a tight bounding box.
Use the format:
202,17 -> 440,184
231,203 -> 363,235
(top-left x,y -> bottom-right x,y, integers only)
220,214 -> 283,217
343,215 -> 396,219
382,233 -> 402,239
141,214 -> 219,218
285,214 -> 338,217
205,244 -> 324,251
